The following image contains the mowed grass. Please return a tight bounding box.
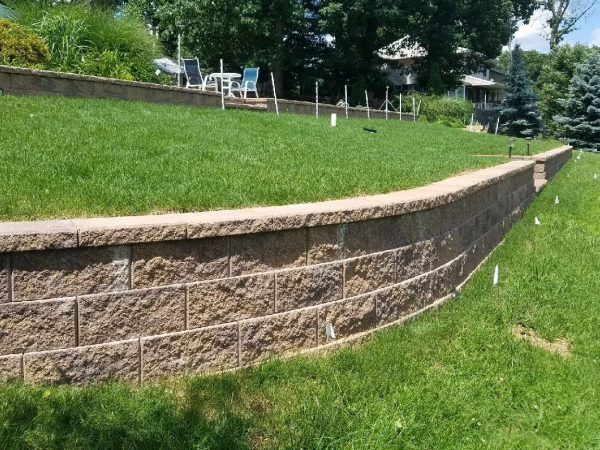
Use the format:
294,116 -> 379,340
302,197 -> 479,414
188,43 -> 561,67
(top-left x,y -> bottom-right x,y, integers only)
2,154 -> 600,449
0,95 -> 559,221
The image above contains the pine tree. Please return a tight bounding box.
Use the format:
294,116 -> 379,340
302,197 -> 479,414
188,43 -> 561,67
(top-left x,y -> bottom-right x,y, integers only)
554,52 -> 600,151
499,44 -> 545,137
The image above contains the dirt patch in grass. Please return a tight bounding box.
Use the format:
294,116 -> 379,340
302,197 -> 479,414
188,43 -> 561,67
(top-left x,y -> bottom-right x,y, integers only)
512,324 -> 570,358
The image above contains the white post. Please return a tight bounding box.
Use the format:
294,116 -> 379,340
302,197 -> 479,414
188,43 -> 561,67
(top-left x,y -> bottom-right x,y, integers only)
484,90 -> 487,110
271,72 -> 279,116
413,97 -> 416,122
365,90 -> 370,120
177,35 -> 182,87
417,100 -> 421,117
316,81 -> 319,119
495,116 -> 500,135
220,59 -> 225,110
385,87 -> 389,120
470,113 -> 474,131
344,85 -> 348,119
399,93 -> 402,120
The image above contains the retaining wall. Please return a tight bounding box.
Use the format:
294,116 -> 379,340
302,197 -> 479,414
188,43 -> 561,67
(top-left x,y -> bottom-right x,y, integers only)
0,65 -> 222,108
513,146 -> 572,191
0,159 -> 546,385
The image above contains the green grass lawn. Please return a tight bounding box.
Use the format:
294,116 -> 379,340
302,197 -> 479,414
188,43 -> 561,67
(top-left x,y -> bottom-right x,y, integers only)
0,95 -> 559,222
1,153 -> 598,449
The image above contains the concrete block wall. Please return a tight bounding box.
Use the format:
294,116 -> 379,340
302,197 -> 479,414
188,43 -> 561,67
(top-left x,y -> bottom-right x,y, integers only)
0,148 -> 571,385
513,146 -> 572,191
0,65 -> 222,108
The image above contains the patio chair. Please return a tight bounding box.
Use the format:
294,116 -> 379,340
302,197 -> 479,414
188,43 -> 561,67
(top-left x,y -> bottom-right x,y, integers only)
182,57 -> 217,91
230,67 -> 259,98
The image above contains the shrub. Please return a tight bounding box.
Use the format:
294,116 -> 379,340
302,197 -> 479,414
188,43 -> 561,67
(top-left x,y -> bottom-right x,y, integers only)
397,92 -> 473,128
4,0 -> 167,84
0,18 -> 49,68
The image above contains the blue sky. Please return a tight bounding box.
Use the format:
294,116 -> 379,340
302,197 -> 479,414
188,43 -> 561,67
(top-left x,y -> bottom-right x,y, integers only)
513,7 -> 600,52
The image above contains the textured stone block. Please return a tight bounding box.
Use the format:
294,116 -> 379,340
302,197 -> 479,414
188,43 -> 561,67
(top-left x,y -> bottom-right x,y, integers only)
345,251 -> 395,298
78,285 -> 185,346
307,224 -> 347,264
0,298 -> 75,355
10,73 -> 41,92
0,220 -> 78,253
230,229 -> 306,276
141,324 -> 238,381
12,246 -> 130,301
412,207 -> 443,241
344,216 -> 413,258
397,240 -> 433,283
132,238 -> 228,289
0,354 -> 22,381
376,282 -> 421,326
0,71 -> 11,91
0,254 -> 8,303
24,340 -> 139,385
276,263 -> 342,312
318,294 -> 376,344
431,228 -> 463,270
40,76 -> 71,95
188,274 -> 274,328
240,308 -> 317,364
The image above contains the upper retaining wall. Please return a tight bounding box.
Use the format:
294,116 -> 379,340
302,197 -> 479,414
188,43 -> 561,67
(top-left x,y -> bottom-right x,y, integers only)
0,160 -> 543,385
0,65 -> 221,108
513,146 -> 572,191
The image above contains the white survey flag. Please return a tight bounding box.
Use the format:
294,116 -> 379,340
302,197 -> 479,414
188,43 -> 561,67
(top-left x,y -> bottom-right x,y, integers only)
555,196 -> 560,205
535,217 -> 541,225
325,323 -> 336,340
493,265 -> 499,286
594,174 -> 598,180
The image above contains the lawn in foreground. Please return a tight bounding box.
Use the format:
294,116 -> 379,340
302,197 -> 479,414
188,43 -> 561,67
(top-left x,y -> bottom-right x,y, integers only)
0,95 -> 559,221
1,155 -> 599,449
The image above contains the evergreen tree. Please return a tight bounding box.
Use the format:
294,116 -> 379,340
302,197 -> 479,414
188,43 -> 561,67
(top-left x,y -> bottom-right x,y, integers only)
554,52 -> 600,151
499,44 -> 545,137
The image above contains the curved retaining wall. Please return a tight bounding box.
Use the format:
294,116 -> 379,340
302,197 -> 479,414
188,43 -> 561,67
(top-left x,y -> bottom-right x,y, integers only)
0,152 -> 571,385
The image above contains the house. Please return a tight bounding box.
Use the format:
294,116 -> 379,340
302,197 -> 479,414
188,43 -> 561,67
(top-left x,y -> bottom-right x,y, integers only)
379,38 -> 506,110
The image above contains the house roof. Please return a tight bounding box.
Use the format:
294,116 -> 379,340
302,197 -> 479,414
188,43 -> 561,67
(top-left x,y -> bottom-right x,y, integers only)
379,37 -> 472,61
463,75 -> 504,89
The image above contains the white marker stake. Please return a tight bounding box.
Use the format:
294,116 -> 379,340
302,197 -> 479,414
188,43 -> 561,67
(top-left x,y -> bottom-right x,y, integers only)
417,100 -> 422,117
555,196 -> 560,205
155,69 -> 161,76
325,323 -> 336,340
177,34 -> 182,87
399,93 -> 402,120
535,217 -> 541,225
493,265 -> 499,287
495,117 -> 500,135
413,97 -> 416,122
271,72 -> 279,116
316,81 -> 319,119
365,90 -> 370,119
470,113 -> 474,132
385,87 -> 389,120
594,173 -> 598,180
331,113 -> 337,127
220,59 -> 225,111
345,85 -> 348,119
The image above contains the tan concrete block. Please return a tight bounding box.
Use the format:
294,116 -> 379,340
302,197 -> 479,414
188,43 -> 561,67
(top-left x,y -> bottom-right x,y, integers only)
318,294 -> 376,344
188,273 -> 274,328
240,308 -> 317,364
277,263 -> 342,312
12,246 -> 130,301
9,73 -> 41,92
431,228 -> 463,269
24,340 -> 139,385
141,324 -> 238,381
0,220 -> 78,253
307,224 -> 346,264
78,285 -> 186,346
0,354 -> 22,381
344,251 -> 395,298
74,214 -> 186,247
132,238 -> 228,289
0,254 -> 8,303
397,240 -> 433,283
0,298 -> 75,355
230,229 -> 306,276
412,206 -> 444,241
343,215 -> 413,258
0,71 -> 11,91
39,76 -> 71,95
376,282 -> 421,326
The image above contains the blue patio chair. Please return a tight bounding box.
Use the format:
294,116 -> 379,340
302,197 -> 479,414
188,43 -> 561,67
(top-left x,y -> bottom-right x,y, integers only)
230,67 -> 259,98
182,57 -> 217,91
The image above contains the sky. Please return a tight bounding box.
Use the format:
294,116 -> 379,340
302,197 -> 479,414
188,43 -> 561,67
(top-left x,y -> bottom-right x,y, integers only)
512,6 -> 600,52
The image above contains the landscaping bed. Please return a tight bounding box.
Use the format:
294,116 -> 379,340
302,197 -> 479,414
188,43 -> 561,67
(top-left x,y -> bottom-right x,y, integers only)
0,95 -> 560,222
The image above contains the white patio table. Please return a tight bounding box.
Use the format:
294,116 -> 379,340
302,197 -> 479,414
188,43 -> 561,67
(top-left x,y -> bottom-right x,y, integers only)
209,72 -> 241,97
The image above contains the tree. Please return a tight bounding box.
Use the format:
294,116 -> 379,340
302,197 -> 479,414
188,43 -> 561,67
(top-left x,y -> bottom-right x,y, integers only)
499,44 -> 545,137
539,0 -> 599,49
554,51 -> 600,150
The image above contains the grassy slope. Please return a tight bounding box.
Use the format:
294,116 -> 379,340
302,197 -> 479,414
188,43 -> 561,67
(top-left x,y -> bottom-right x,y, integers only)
0,95 -> 559,221
1,154 -> 599,449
